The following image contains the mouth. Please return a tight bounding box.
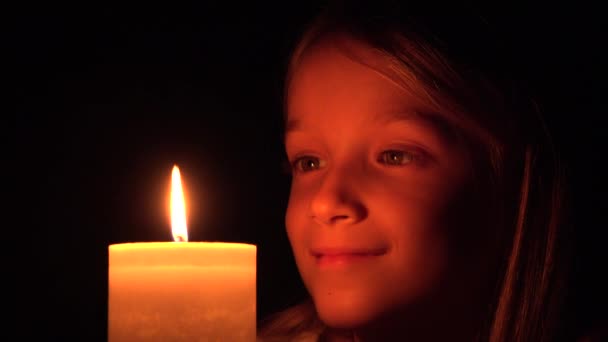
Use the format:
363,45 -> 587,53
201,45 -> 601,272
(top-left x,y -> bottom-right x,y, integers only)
311,247 -> 388,267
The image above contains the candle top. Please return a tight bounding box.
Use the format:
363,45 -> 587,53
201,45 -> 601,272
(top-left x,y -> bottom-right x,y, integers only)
110,241 -> 255,250
109,242 -> 256,267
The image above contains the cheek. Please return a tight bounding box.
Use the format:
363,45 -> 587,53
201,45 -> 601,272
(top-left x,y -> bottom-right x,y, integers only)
374,167 -> 471,248
366,175 -> 467,294
285,187 -> 321,304
377,196 -> 452,292
285,182 -> 308,233
284,182 -> 313,262
383,171 -> 490,295
285,177 -> 321,228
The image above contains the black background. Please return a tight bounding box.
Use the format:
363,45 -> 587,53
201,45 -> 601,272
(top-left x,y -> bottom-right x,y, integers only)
9,2 -> 606,341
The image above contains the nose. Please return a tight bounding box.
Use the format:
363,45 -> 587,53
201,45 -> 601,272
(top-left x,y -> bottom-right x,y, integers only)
309,167 -> 367,226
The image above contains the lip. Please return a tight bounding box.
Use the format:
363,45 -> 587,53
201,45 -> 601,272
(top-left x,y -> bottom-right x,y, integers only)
311,247 -> 387,267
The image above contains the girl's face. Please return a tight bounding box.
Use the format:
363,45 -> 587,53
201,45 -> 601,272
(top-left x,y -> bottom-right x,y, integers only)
285,36 -> 490,329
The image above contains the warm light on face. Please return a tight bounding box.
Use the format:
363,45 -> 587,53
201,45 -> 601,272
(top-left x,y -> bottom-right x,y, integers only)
171,165 -> 188,242
284,37 -> 477,328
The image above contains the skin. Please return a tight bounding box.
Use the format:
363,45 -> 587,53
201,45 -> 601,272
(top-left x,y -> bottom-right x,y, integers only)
284,35 -> 496,341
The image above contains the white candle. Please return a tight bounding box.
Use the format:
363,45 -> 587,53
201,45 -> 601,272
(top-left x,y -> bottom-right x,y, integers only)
108,166 -> 256,342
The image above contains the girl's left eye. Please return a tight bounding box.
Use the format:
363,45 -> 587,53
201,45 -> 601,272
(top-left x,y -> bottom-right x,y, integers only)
291,156 -> 324,173
377,150 -> 415,166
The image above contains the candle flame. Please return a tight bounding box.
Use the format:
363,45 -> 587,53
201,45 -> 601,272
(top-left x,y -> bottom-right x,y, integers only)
171,165 -> 188,242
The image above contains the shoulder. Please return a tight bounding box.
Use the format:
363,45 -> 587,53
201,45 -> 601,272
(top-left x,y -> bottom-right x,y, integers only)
257,300 -> 325,342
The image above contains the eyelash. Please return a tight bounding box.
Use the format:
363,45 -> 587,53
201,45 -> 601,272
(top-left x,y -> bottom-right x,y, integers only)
377,150 -> 417,166
290,156 -> 324,174
290,149 -> 424,175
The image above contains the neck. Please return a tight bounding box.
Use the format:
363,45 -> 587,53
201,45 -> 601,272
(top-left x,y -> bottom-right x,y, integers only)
351,306 -> 482,342
328,276 -> 493,342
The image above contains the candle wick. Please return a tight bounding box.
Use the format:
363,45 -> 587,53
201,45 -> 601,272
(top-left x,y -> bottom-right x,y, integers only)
175,236 -> 186,242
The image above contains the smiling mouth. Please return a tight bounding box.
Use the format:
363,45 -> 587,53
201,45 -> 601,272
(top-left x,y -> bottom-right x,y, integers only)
311,248 -> 387,267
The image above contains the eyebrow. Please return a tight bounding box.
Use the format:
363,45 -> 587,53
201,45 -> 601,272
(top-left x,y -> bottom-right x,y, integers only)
384,110 -> 461,144
286,110 -> 443,132
378,110 -> 435,125
285,110 -> 461,144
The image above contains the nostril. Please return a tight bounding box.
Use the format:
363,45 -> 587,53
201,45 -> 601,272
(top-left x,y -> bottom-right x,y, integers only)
309,182 -> 368,225
331,215 -> 350,223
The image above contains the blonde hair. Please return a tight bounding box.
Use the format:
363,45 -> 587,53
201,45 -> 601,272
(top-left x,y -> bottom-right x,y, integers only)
261,1 -> 572,341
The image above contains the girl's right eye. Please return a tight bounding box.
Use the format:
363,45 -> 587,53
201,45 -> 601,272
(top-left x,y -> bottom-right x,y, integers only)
292,156 -> 323,173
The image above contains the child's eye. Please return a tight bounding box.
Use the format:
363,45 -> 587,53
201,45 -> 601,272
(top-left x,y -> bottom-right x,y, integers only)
377,150 -> 414,166
292,156 -> 324,173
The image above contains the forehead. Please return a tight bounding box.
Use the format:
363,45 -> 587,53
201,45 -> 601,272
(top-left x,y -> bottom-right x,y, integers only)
286,35 -> 427,124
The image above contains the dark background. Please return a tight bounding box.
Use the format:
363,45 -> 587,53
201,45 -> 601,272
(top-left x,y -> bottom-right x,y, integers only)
9,2 -> 606,341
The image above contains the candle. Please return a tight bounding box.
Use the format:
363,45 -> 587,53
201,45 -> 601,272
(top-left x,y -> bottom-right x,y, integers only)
108,165 -> 256,342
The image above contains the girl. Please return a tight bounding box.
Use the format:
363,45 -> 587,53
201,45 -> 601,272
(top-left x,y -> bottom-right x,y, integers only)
260,1 -> 584,341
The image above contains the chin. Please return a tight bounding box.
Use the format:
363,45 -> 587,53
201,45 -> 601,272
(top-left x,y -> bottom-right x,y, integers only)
312,289 -> 383,329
